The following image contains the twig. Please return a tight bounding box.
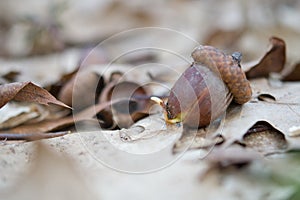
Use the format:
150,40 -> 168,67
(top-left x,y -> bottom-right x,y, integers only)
0,131 -> 70,141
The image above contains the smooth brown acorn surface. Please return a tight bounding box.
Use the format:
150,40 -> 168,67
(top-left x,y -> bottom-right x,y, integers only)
166,63 -> 231,128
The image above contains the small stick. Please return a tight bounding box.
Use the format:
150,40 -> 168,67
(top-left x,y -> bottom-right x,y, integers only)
0,131 -> 70,141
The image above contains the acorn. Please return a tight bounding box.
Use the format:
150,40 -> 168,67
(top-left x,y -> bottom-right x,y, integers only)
152,45 -> 252,128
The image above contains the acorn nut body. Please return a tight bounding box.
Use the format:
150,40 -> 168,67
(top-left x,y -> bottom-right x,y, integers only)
165,45 -> 252,128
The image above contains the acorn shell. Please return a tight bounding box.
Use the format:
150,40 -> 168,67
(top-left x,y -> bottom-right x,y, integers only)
166,63 -> 231,128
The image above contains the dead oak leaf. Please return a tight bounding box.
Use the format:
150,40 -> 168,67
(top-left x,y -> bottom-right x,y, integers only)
245,36 -> 286,79
99,80 -> 154,128
5,101 -> 114,133
78,113 -> 183,172
0,82 -> 71,109
242,121 -> 288,155
209,78 -> 300,153
282,62 -> 300,82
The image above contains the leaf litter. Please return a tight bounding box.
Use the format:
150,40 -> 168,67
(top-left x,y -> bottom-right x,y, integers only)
0,81 -> 71,109
1,1 -> 300,199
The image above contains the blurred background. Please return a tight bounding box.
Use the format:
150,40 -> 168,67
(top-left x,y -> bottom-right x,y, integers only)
0,0 -> 300,60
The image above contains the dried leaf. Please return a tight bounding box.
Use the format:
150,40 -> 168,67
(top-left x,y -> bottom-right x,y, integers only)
45,69 -> 78,98
78,113 -> 183,172
52,47 -> 107,107
245,37 -> 286,78
242,121 -> 288,155
102,114 -> 182,155
58,70 -> 104,110
209,78 -> 300,153
99,81 -> 154,128
282,62 -> 300,82
0,82 -> 71,109
0,103 -> 40,129
5,101 -> 113,133
173,119 -> 224,153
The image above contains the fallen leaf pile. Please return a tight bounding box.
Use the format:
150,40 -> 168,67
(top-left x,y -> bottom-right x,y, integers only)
1,1 -> 300,199
0,36 -> 299,161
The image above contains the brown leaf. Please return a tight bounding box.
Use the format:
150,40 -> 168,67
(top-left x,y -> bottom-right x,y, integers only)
282,62 -> 300,81
99,81 -> 154,128
58,70 -> 104,110
52,47 -> 107,107
5,101 -> 113,133
245,36 -> 286,78
0,103 -> 40,129
0,82 -> 71,109
45,69 -> 78,98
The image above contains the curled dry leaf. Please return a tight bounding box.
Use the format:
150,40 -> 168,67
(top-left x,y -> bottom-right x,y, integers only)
58,70 -> 104,110
0,103 -> 40,129
4,101 -> 113,133
282,62 -> 300,82
245,36 -> 286,79
46,69 -> 79,98
0,82 -> 71,109
207,78 -> 300,153
100,81 -> 154,128
242,121 -> 288,155
173,119 -> 225,153
0,103 -> 71,130
46,47 -> 107,99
